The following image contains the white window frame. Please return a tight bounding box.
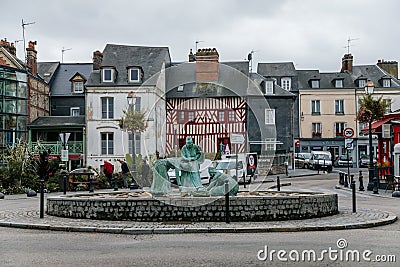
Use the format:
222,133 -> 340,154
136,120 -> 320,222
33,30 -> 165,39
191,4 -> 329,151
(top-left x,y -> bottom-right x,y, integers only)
102,68 -> 114,82
335,80 -> 343,88
311,100 -> 320,115
312,123 -> 322,133
177,85 -> 184,92
70,107 -> 80,116
101,132 -> 114,155
264,138 -> 276,151
311,80 -> 319,88
358,79 -> 366,88
264,81 -> 274,94
228,110 -> 235,122
383,78 -> 391,88
265,109 -> 275,125
335,99 -> 344,114
101,97 -> 114,119
188,111 -> 195,121
281,77 -> 291,90
128,68 -> 140,82
73,81 -> 84,93
384,98 -> 392,114
218,111 -> 225,122
335,122 -> 347,137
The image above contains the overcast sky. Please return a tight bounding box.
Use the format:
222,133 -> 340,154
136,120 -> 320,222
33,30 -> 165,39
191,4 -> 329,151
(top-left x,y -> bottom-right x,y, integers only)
2,0 -> 399,72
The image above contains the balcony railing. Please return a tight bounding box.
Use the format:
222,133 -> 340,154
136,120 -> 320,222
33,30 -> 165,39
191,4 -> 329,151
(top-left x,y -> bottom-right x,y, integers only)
31,141 -> 84,155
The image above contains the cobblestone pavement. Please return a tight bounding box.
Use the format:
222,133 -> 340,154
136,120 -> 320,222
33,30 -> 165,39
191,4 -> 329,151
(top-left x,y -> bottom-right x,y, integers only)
0,191 -> 396,235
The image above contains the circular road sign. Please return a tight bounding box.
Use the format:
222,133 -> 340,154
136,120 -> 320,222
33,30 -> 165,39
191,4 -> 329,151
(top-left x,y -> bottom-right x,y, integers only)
343,128 -> 354,138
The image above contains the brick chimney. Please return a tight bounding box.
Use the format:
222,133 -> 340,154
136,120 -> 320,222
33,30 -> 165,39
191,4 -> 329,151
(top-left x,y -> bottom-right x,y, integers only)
195,48 -> 219,82
377,59 -> 398,79
0,38 -> 16,56
26,41 -> 37,75
93,50 -> 103,70
341,54 -> 353,73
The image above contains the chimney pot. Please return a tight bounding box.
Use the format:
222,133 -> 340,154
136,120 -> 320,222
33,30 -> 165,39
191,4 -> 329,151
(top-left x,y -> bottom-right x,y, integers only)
93,50 -> 103,70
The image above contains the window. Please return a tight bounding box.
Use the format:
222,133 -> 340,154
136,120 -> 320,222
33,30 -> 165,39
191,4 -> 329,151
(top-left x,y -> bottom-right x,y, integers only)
358,79 -> 366,88
311,100 -> 320,115
129,133 -> 141,155
101,133 -> 114,155
265,109 -> 275,124
264,81 -> 273,94
335,80 -> 343,88
178,111 -> 185,123
218,111 -> 225,122
281,77 -> 291,90
73,81 -> 83,93
228,110 -> 235,122
188,111 -> 195,121
335,100 -> 344,114
128,68 -> 140,82
177,85 -> 184,92
70,107 -> 80,116
384,99 -> 392,114
383,78 -> 391,87
101,97 -> 114,119
102,68 -> 114,82
311,80 -> 320,88
312,123 -> 322,137
335,122 -> 347,137
264,138 -> 276,151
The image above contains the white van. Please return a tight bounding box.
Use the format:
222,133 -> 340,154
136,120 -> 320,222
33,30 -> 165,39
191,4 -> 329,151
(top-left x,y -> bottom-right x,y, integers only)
309,151 -> 332,172
215,153 -> 257,183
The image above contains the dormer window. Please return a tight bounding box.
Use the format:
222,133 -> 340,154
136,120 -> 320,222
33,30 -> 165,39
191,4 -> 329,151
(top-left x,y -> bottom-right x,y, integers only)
335,79 -> 343,88
264,81 -> 274,94
358,79 -> 366,88
128,67 -> 141,83
73,81 -> 83,93
102,67 -> 115,83
383,78 -> 391,88
281,77 -> 291,90
311,80 -> 320,88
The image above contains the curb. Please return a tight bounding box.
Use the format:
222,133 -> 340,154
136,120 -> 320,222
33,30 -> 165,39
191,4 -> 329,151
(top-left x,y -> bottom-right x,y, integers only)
336,185 -> 397,199
0,209 -> 396,235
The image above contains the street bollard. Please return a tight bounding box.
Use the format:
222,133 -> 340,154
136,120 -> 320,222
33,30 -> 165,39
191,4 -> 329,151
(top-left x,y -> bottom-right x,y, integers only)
339,172 -> 344,185
114,174 -> 119,191
40,179 -> 44,218
225,181 -> 230,224
350,174 -> 354,183
351,180 -> 356,213
89,175 -> 94,193
277,176 -> 281,191
359,170 -> 364,191
373,177 -> 379,194
60,170 -> 68,195
344,174 -> 349,188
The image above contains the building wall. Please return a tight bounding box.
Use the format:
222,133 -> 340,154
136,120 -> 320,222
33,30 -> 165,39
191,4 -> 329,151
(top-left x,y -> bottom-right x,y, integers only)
28,76 -> 50,123
51,96 -> 85,116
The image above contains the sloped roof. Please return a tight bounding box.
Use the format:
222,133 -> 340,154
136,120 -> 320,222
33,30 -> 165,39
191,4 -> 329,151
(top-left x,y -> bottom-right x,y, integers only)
86,44 -> 171,87
352,65 -> 400,87
37,62 -> 60,83
28,116 -> 85,129
249,72 -> 296,97
298,70 -> 353,89
50,63 -> 93,96
257,62 -> 297,77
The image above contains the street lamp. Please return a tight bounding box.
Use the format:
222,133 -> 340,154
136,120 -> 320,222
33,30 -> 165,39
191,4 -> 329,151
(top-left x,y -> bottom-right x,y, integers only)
173,121 -> 178,157
127,91 -> 138,190
365,81 -> 375,190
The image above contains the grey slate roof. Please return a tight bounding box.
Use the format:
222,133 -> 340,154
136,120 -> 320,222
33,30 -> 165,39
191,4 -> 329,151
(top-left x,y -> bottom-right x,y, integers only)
250,73 -> 296,97
257,62 -> 297,77
37,62 -> 60,83
49,63 -> 93,96
352,65 -> 400,87
28,116 -> 85,129
297,70 -> 354,89
86,44 -> 171,87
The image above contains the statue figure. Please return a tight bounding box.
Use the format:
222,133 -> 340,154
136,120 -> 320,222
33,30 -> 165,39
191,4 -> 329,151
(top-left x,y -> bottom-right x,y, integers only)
206,167 -> 239,196
149,159 -> 176,196
179,137 -> 205,193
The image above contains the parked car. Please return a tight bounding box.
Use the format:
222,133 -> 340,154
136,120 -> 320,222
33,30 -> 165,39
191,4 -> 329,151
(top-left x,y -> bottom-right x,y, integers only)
333,154 -> 353,167
295,153 -> 311,169
309,151 -> 332,172
359,154 -> 377,168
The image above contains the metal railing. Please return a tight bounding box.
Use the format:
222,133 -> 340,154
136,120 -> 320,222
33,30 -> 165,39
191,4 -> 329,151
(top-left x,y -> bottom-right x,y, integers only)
31,141 -> 84,155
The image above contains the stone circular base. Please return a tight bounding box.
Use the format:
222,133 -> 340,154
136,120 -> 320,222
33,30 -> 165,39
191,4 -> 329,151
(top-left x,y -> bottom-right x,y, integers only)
47,191 -> 338,222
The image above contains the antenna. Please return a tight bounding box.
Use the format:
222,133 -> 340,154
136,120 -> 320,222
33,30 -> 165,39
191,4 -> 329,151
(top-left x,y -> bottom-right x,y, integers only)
22,19 -> 35,63
61,47 -> 72,63
344,37 -> 359,54
195,40 -> 204,52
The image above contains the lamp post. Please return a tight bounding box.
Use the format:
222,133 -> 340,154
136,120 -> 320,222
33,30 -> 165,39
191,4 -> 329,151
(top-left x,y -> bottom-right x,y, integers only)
173,121 -> 178,157
127,91 -> 138,190
365,81 -> 375,190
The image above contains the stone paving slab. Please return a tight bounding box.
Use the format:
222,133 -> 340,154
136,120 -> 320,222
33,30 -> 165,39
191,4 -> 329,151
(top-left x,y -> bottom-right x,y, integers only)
0,206 -> 396,234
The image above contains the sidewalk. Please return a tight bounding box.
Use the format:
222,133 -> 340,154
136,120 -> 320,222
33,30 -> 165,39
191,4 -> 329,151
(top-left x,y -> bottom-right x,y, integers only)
0,190 -> 396,235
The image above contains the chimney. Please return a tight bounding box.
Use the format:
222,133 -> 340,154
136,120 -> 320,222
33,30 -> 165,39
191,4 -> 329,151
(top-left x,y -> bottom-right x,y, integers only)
26,41 -> 37,75
0,38 -> 16,56
188,49 -> 195,62
377,59 -> 398,79
195,48 -> 219,82
93,50 -> 103,70
341,53 -> 353,73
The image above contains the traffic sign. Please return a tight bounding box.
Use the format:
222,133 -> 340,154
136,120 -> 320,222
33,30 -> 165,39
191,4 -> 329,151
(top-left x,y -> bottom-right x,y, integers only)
230,133 -> 245,144
345,138 -> 354,149
343,128 -> 354,138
